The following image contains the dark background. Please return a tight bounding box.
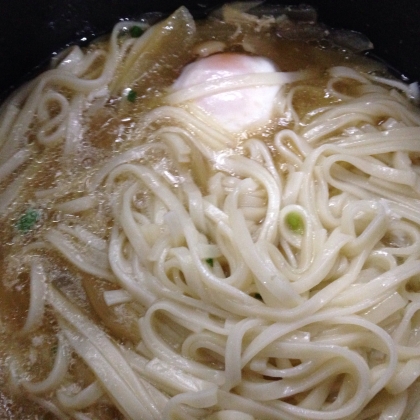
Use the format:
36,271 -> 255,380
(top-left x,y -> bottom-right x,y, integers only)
0,0 -> 419,101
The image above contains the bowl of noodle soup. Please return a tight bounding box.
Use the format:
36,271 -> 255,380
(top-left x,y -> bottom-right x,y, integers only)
1,1 -> 420,419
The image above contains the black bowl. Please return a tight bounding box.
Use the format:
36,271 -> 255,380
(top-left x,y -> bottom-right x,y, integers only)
0,0 -> 419,101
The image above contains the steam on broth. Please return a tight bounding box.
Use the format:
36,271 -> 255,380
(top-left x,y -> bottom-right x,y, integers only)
1,2 -> 420,419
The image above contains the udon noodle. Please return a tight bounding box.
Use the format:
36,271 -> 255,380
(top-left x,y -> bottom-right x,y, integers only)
1,3 -> 420,419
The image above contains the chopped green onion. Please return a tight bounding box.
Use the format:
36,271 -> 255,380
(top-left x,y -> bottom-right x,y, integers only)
285,211 -> 304,235
205,258 -> 214,267
16,208 -> 39,233
129,26 -> 143,38
127,89 -> 137,103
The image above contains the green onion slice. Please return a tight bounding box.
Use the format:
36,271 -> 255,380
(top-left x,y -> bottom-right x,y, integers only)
127,89 -> 137,102
129,26 -> 143,38
16,208 -> 39,233
285,211 -> 304,234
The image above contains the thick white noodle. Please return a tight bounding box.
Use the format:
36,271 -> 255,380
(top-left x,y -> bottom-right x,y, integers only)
18,260 -> 47,334
20,333 -> 70,394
